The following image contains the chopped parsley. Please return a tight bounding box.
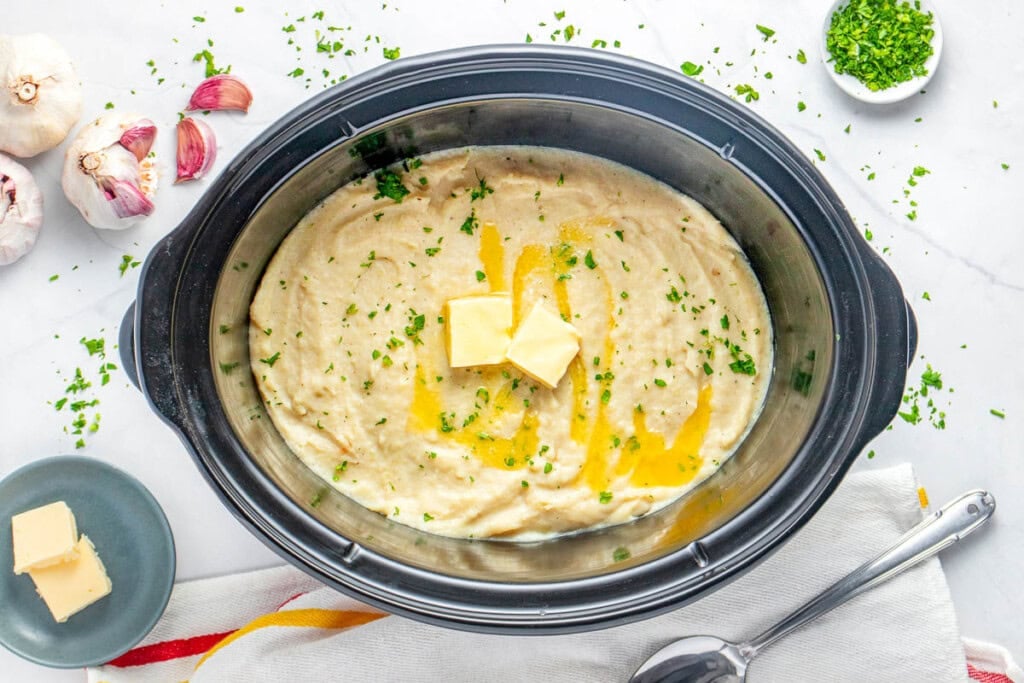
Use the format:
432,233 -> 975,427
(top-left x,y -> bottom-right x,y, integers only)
460,209 -> 479,235
470,176 -> 494,201
755,24 -> 775,41
119,254 -> 141,277
735,84 -> 760,102
373,169 -> 410,203
990,409 -> 1005,419
219,361 -> 240,375
584,250 -> 597,269
825,0 -> 936,92
598,491 -> 613,504
681,61 -> 704,77
260,351 -> 281,367
382,46 -> 400,60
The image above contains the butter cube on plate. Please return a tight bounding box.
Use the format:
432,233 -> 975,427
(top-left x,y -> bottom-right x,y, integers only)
505,302 -> 581,389
11,501 -> 79,574
29,535 -> 112,623
445,293 -> 514,367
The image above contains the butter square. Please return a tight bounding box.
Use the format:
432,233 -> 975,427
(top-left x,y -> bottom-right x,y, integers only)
11,501 -> 79,574
445,294 -> 513,367
505,302 -> 581,389
28,535 -> 112,623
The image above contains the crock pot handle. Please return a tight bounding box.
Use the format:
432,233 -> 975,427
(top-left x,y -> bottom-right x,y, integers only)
119,301 -> 141,390
858,252 -> 919,440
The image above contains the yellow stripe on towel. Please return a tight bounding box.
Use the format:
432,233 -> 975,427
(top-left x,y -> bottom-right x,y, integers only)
194,608 -> 386,671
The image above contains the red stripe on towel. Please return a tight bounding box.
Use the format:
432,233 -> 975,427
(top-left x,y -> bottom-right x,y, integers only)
105,630 -> 236,667
968,663 -> 1015,683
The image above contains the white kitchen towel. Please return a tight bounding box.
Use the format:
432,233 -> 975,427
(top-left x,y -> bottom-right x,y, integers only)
88,464 -> 990,683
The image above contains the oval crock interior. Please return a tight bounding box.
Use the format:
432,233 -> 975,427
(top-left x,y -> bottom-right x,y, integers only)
209,98 -> 833,582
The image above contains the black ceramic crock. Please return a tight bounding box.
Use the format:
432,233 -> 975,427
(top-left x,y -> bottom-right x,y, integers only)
120,46 -> 916,634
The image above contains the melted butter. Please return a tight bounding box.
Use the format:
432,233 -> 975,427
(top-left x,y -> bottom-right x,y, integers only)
617,384 -> 713,488
413,215 -> 708,487
511,244 -> 548,326
479,222 -> 507,292
410,362 -> 539,470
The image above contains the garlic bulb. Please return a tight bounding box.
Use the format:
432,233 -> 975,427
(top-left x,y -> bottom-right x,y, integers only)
0,153 -> 43,265
0,34 -> 83,158
61,113 -> 158,230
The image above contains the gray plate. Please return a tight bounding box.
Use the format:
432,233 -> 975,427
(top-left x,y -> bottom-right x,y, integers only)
0,455 -> 175,668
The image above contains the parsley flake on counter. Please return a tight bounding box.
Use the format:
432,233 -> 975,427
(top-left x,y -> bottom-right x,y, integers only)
899,363 -> 948,429
796,49 -> 807,64
735,84 -> 760,102
382,46 -> 400,60
118,254 -> 141,277
755,24 -> 775,41
681,61 -> 704,77
990,409 -> 1006,419
193,49 -> 230,78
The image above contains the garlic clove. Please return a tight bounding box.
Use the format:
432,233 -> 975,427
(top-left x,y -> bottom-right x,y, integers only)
0,152 -> 44,265
175,117 -> 217,183
0,34 -> 83,158
62,112 -> 158,230
186,74 -> 253,113
118,119 -> 157,162
97,175 -> 154,220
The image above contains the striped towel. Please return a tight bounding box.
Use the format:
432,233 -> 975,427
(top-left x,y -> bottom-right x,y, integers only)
87,464 -> 1020,683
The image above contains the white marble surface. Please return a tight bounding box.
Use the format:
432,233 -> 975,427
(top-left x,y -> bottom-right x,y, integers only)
2,0 -> 1021,679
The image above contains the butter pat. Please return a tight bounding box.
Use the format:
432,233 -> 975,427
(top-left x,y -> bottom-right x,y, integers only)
28,535 -> 112,623
11,501 -> 79,574
445,294 -> 513,367
505,302 -> 581,389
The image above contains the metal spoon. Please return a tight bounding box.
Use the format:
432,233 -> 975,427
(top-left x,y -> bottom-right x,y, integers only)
630,489 -> 996,683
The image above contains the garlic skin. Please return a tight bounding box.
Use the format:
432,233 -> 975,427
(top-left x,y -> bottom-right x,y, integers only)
176,117 -> 217,183
187,74 -> 253,113
61,112 -> 158,230
0,34 -> 83,158
0,152 -> 44,265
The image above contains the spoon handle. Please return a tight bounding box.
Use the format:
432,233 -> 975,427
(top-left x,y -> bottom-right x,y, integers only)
742,489 -> 995,657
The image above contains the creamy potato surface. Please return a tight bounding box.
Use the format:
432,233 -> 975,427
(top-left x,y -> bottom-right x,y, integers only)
250,147 -> 772,539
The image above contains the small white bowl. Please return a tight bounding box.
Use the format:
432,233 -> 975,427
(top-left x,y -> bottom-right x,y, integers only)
820,0 -> 943,104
